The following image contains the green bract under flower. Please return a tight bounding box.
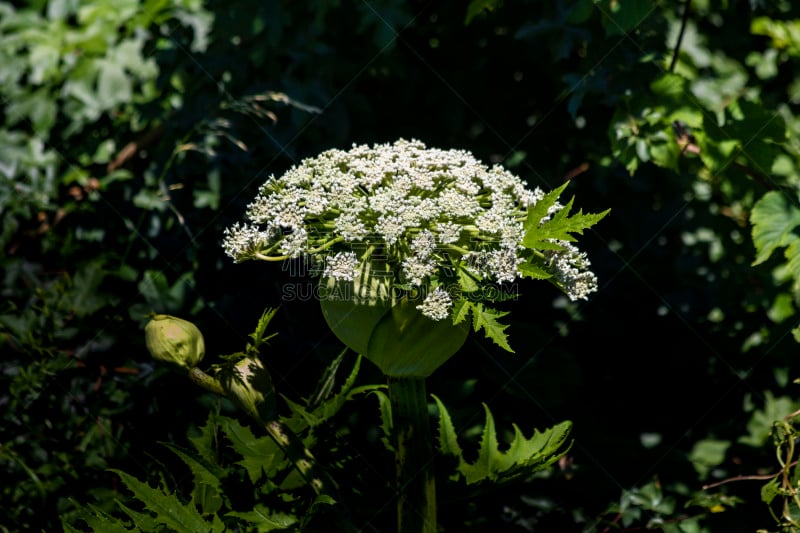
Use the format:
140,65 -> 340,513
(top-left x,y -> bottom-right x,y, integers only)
224,139 -> 607,352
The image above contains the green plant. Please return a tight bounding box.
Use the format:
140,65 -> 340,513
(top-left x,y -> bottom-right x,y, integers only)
222,139 -> 607,530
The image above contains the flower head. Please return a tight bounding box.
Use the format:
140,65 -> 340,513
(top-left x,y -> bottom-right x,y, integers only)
223,139 -> 604,333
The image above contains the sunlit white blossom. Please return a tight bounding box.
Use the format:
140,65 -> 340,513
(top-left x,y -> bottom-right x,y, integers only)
324,251 -> 360,281
402,255 -> 436,286
222,139 -> 601,322
222,223 -> 272,262
416,286 -> 452,321
410,230 -> 436,257
544,241 -> 598,300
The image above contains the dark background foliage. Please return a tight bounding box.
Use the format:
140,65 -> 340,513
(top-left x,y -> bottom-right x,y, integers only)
4,0 -> 800,531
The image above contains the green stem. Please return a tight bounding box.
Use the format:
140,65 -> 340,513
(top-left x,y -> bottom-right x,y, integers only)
188,367 -> 226,395
388,376 -> 436,533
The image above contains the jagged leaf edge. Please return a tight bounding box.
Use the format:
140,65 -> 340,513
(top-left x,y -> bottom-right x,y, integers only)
226,503 -> 299,531
217,415 -> 285,484
108,468 -> 219,533
431,397 -> 573,485
494,420 -> 573,483
523,183 -> 610,249
432,394 -> 465,482
367,389 -> 395,452
249,307 -> 280,350
470,301 -> 513,353
161,441 -> 224,513
62,499 -> 137,533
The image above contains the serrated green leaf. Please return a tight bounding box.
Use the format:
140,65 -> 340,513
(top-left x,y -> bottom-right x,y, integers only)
523,183 -> 569,243
67,501 -> 135,532
457,266 -> 481,292
432,398 -> 572,485
110,469 -> 219,532
451,297 -> 471,326
369,389 -> 395,452
161,442 -> 224,513
218,416 -> 284,483
282,351 -> 362,435
311,352 -> 361,423
114,500 -> 160,532
523,186 -> 609,251
432,395 -> 464,473
163,442 -> 224,483
227,504 -> 298,532
189,413 -> 220,465
470,302 -> 513,352
61,522 -> 87,533
467,403 -> 500,484
249,307 -> 279,350
518,260 -> 553,280
281,394 -> 321,430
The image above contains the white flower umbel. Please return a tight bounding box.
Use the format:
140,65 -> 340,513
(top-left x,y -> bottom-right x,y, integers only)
323,251 -> 360,281
544,241 -> 598,301
223,139 -> 602,323
416,286 -> 453,321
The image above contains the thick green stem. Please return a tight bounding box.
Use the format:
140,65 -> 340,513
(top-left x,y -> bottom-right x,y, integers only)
388,376 -> 436,533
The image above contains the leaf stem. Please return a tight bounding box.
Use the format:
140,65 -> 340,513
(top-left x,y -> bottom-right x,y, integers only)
387,375 -> 436,532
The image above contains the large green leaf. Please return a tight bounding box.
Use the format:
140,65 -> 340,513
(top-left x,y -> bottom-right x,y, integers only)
319,254 -> 395,356
366,296 -> 469,377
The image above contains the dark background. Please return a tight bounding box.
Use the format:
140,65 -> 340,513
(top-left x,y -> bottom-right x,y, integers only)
3,0 -> 800,531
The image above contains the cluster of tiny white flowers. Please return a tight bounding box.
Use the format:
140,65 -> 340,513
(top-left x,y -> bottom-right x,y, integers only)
222,139 -> 599,320
544,241 -> 598,301
416,286 -> 453,321
399,230 -> 437,286
221,222 -> 272,260
323,251 -> 360,281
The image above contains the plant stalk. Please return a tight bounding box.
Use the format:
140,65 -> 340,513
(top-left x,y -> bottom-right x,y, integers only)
388,376 -> 436,533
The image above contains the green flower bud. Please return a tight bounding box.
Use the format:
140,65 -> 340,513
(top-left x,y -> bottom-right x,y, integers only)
144,315 -> 205,370
220,355 -> 277,422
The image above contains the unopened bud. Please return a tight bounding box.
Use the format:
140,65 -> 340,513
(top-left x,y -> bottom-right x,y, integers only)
221,355 -> 277,422
144,315 -> 205,370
